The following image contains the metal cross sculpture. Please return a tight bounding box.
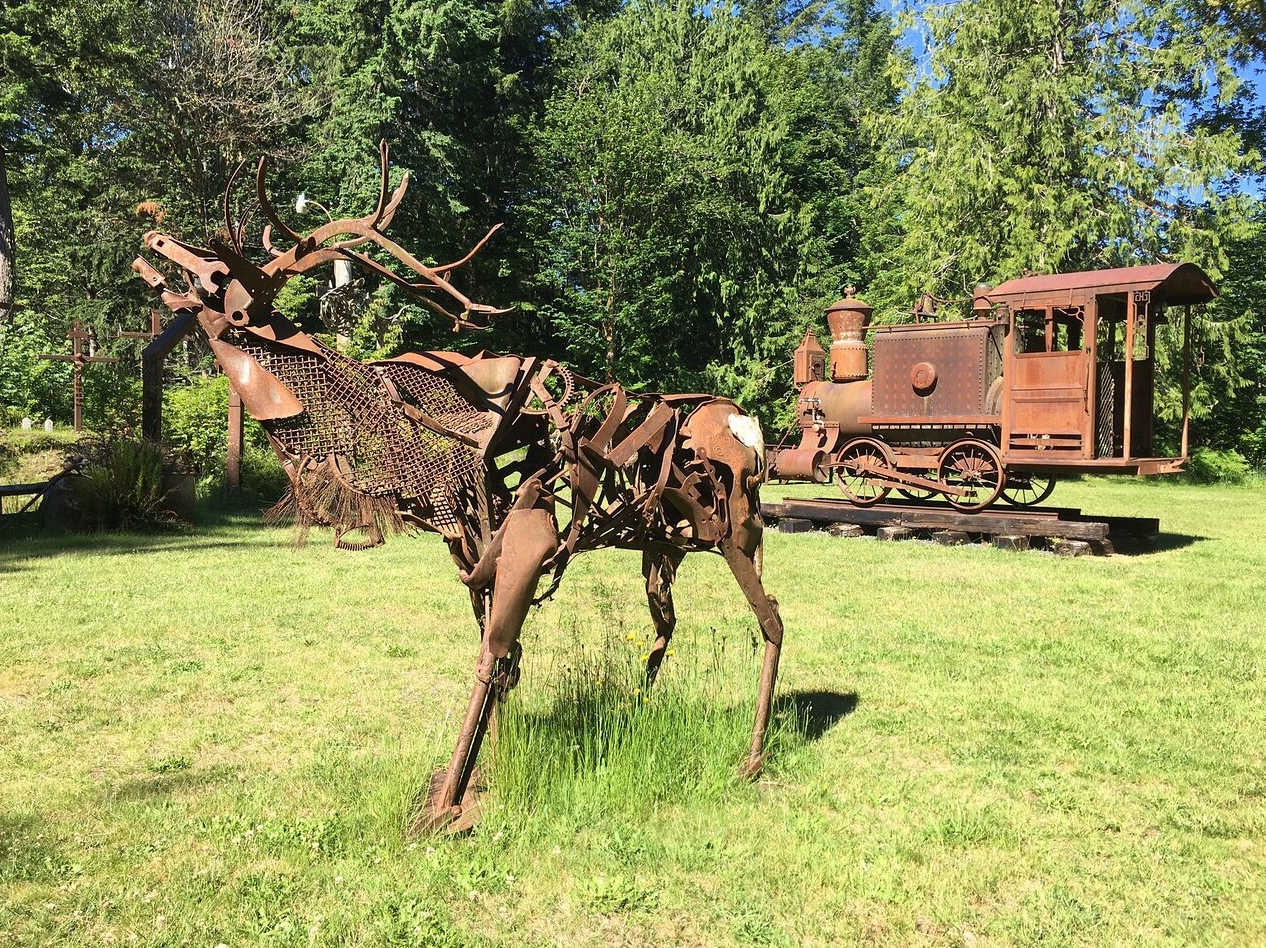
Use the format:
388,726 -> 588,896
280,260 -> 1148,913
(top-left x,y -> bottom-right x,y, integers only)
38,321 -> 119,431
133,143 -> 784,834
117,309 -> 164,344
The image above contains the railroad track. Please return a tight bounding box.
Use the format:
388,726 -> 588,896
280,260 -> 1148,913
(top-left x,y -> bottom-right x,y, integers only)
760,496 -> 1160,555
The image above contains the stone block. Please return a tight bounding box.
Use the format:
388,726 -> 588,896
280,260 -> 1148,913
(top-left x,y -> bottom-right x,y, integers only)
1053,539 -> 1092,557
826,523 -> 865,538
876,526 -> 914,542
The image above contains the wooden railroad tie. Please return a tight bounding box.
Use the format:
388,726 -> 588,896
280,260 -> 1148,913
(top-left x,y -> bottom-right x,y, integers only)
766,497 -> 1159,556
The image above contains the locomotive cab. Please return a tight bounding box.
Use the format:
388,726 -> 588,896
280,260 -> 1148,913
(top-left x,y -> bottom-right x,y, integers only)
990,263 -> 1217,474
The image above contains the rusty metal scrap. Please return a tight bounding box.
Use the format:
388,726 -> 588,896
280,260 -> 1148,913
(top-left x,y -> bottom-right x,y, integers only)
134,141 -> 785,834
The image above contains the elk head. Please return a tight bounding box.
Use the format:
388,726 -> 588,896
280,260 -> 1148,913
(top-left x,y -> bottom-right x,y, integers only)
133,140 -> 510,337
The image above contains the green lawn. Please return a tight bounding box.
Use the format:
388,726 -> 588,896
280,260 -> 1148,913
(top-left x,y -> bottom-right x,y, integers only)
2,478 -> 1264,947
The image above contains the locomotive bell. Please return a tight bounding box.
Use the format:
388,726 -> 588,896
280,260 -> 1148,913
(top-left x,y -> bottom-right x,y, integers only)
825,287 -> 873,381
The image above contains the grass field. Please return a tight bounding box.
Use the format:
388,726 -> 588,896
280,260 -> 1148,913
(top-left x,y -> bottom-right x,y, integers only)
2,477 -> 1264,947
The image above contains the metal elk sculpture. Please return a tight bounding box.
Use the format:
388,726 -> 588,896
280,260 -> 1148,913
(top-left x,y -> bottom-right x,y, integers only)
134,143 -> 784,833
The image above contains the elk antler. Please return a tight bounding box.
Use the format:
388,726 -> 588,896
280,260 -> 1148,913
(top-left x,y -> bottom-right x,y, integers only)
223,159 -> 247,252
245,140 -> 510,332
256,154 -> 306,250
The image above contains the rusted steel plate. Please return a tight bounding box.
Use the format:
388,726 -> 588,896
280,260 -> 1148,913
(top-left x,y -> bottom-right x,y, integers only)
871,323 -> 1003,418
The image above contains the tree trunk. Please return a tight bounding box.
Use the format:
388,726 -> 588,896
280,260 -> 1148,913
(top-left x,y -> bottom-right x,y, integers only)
0,147 -> 14,315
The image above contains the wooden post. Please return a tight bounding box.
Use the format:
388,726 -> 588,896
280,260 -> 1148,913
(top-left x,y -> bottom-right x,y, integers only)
1123,296 -> 1138,462
1181,304 -> 1192,458
227,388 -> 243,490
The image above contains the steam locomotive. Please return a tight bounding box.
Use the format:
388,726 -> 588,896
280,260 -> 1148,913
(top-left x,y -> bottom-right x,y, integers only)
769,264 -> 1218,510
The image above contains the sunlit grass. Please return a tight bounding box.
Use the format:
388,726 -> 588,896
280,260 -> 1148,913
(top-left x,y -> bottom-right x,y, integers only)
2,479 -> 1264,946
486,627 -> 794,823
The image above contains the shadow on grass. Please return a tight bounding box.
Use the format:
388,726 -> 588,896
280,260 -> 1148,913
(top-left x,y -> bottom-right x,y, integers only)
776,689 -> 858,741
0,812 -> 70,885
1112,532 -> 1207,556
0,498 -> 285,568
1152,532 -> 1207,553
107,766 -> 234,802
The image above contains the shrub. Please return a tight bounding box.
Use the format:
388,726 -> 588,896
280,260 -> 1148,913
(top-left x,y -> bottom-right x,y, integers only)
1186,447 -> 1253,485
164,375 -> 231,471
81,367 -> 142,433
72,437 -> 182,531
164,376 -> 278,499
1238,429 -> 1266,472
239,445 -> 290,502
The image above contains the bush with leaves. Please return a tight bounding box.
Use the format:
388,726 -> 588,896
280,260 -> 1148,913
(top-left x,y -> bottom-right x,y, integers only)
72,437 -> 181,531
1238,429 -> 1266,471
1185,447 -> 1254,485
162,375 -> 288,500
237,445 -> 289,503
163,375 -> 232,471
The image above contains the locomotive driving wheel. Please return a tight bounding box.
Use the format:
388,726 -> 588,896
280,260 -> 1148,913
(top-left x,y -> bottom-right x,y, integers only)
834,438 -> 894,507
1001,473 -> 1056,507
937,439 -> 1004,511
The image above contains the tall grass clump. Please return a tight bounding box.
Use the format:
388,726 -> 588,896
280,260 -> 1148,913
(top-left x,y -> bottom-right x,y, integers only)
484,628 -> 796,824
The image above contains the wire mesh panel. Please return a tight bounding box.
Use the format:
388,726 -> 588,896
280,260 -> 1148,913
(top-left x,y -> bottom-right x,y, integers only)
228,330 -> 483,531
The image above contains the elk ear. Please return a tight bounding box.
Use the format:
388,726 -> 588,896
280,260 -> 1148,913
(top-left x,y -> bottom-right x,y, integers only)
210,339 -> 304,420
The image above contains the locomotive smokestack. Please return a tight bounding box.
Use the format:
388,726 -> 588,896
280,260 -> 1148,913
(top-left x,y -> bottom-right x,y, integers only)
825,286 -> 873,382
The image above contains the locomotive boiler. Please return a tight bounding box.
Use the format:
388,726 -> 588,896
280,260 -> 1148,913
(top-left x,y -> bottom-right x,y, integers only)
770,264 -> 1218,510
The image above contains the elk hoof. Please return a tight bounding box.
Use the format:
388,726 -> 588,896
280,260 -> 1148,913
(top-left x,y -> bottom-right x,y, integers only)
738,754 -> 766,781
409,768 -> 487,837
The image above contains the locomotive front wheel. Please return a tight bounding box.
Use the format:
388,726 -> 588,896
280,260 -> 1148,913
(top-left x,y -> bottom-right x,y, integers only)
834,438 -> 894,507
937,440 -> 1004,511
1001,474 -> 1057,507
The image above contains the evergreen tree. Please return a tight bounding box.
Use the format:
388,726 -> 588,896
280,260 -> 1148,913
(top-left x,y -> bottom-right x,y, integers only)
522,0 -> 893,420
871,0 -> 1260,308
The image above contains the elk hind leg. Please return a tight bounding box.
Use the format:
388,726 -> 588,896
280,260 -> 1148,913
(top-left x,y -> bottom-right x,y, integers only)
643,549 -> 684,683
721,540 -> 784,779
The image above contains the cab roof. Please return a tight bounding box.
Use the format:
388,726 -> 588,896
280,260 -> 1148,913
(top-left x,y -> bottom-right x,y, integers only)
989,263 -> 1218,307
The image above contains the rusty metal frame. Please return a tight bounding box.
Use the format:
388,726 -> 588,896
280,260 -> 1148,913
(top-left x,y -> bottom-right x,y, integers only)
134,141 -> 785,834
37,321 -> 119,432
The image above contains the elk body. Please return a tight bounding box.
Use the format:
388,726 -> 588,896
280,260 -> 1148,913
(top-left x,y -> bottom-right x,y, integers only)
134,144 -> 785,833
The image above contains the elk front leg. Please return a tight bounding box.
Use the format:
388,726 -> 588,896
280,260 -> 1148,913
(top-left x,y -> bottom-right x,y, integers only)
643,548 -> 684,683
413,508 -> 557,835
413,644 -> 501,835
721,538 -> 784,779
